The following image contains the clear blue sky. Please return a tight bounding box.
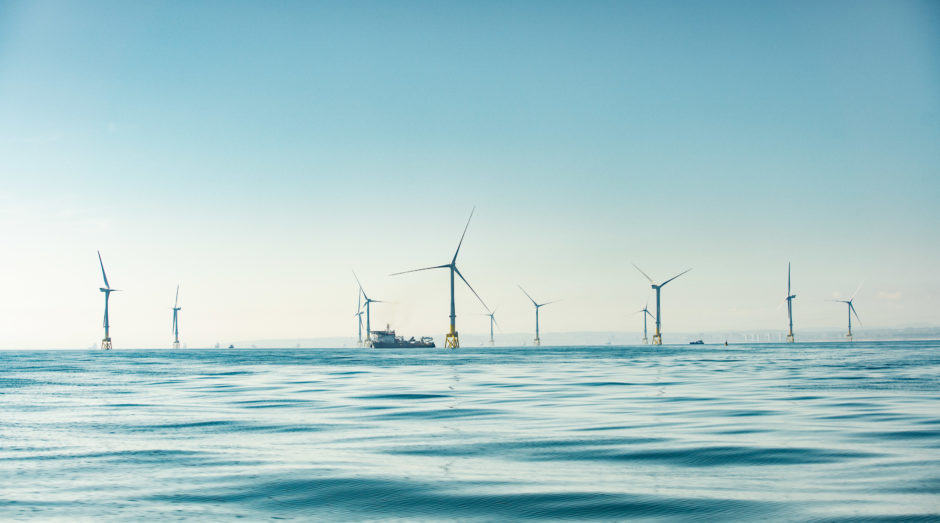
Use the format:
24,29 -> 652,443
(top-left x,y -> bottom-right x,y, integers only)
1,1 -> 938,348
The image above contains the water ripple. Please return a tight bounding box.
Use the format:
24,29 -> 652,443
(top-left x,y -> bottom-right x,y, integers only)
1,342 -> 938,520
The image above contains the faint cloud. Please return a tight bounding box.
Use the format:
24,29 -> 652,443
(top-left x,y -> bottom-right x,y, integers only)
877,291 -> 902,301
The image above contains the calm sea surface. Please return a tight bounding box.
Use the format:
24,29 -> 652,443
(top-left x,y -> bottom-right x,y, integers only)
1,342 -> 938,521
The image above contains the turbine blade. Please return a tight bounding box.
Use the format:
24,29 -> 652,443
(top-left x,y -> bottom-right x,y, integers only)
632,263 -> 654,284
174,284 -> 179,308
518,285 -> 538,306
390,264 -> 450,276
454,266 -> 489,312
646,309 -> 655,319
850,281 -> 864,300
452,206 -> 475,264
787,262 -> 791,295
352,270 -> 371,301
660,268 -> 692,287
850,303 -> 862,325
539,300 -> 559,307
97,251 -> 110,289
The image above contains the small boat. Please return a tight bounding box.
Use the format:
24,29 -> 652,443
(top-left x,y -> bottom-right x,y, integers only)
369,325 -> 435,348
689,339 -> 704,345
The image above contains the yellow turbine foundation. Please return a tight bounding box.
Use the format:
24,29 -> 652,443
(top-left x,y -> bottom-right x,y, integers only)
445,325 -> 459,348
101,338 -> 112,350
652,332 -> 662,345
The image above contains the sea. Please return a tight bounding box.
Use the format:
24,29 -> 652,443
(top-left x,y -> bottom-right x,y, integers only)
1,342 -> 938,521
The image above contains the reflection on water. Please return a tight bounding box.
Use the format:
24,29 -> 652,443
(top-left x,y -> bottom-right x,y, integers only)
1,342 -> 939,520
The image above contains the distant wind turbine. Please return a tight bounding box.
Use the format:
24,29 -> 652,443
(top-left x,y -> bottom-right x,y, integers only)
635,301 -> 655,344
353,271 -> 383,348
632,263 -> 691,345
479,308 -> 499,346
97,251 -> 119,350
354,291 -> 364,348
391,207 -> 489,348
172,285 -> 181,349
519,286 -> 556,347
784,263 -> 796,343
830,283 -> 863,341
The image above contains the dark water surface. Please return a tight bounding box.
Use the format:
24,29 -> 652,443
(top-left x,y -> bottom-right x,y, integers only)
2,342 -> 939,521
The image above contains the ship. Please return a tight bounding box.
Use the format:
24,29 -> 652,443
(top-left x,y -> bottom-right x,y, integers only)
369,325 -> 435,348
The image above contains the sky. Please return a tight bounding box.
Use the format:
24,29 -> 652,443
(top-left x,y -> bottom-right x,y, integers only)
1,0 -> 938,349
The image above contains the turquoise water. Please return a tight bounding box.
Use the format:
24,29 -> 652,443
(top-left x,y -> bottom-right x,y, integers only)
1,342 -> 938,521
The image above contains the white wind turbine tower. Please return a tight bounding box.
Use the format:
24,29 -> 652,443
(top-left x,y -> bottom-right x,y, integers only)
172,285 -> 181,349
632,263 -> 691,345
636,301 -> 655,344
830,282 -> 863,341
784,263 -> 796,343
519,286 -> 556,347
354,291 -> 364,348
480,309 -> 498,346
97,251 -> 120,350
353,271 -> 384,348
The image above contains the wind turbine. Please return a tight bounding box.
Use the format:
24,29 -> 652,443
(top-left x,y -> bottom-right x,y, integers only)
97,251 -> 119,350
353,271 -> 383,348
635,302 -> 655,344
391,208 -> 489,348
354,291 -> 364,348
519,286 -> 556,347
172,285 -> 181,349
831,283 -> 862,341
479,309 -> 498,346
632,263 -> 691,345
784,263 -> 796,343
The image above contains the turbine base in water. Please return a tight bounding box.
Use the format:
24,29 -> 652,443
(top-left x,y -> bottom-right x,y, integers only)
445,332 -> 459,349
786,333 -> 795,343
101,338 -> 112,350
173,341 -> 180,349
846,332 -> 853,342
652,333 -> 662,345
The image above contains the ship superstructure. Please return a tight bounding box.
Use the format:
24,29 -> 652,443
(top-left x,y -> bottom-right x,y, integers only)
369,325 -> 435,348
